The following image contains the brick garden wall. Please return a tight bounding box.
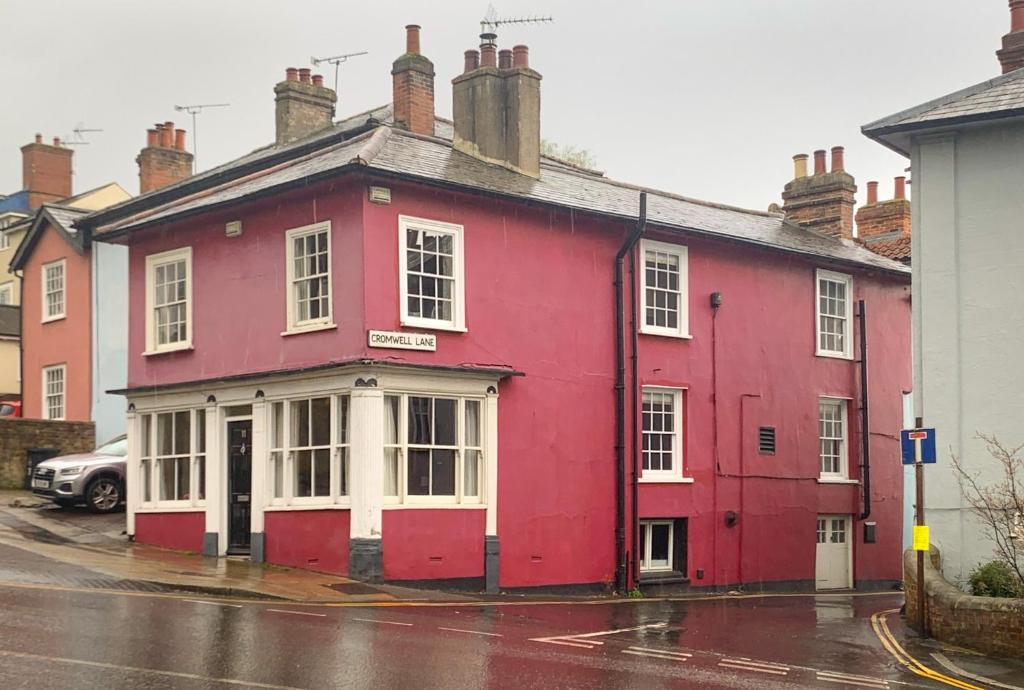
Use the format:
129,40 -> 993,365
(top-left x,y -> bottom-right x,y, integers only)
0,418 -> 95,489
905,547 -> 1024,658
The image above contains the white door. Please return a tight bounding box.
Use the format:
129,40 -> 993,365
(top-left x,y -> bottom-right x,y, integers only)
815,515 -> 852,590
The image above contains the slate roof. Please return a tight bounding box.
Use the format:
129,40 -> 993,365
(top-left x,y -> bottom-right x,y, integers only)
90,124 -> 908,277
9,205 -> 89,271
863,67 -> 1024,155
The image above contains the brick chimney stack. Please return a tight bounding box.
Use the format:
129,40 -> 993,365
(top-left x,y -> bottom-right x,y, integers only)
998,0 -> 1024,73
273,66 -> 337,145
392,24 -> 436,136
855,176 -> 912,240
137,122 -> 194,194
21,134 -> 73,209
781,146 -> 858,239
452,34 -> 542,177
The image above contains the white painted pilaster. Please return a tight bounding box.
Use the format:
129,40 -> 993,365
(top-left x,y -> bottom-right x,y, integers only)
350,388 -> 384,540
250,398 -> 267,534
204,402 -> 220,536
485,391 -> 499,536
125,407 -> 138,536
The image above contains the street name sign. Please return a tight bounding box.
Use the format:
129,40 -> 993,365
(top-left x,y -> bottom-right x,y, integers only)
901,428 -> 937,465
368,330 -> 437,352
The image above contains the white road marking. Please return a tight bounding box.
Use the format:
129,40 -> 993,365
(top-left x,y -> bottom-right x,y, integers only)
622,650 -> 691,662
530,622 -> 668,649
185,599 -> 242,608
626,646 -> 691,658
438,627 -> 503,637
718,658 -> 789,676
352,617 -> 413,626
817,674 -> 889,689
266,608 -> 327,618
0,648 -> 304,689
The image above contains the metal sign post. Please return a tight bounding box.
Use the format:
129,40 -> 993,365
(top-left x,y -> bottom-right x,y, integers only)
902,420 -> 936,637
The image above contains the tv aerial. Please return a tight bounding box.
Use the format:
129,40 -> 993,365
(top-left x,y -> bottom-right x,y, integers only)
311,50 -> 369,93
480,4 -> 553,35
173,102 -> 230,173
63,123 -> 104,146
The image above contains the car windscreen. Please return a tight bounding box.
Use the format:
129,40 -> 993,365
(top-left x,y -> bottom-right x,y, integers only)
0,404 -> 15,416
94,437 -> 128,456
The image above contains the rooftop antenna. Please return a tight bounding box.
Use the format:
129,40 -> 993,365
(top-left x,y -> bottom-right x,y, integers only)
173,102 -> 230,173
480,3 -> 553,35
311,51 -> 369,94
64,123 -> 104,146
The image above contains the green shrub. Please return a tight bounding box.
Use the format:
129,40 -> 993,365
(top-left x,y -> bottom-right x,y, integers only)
968,561 -> 1023,598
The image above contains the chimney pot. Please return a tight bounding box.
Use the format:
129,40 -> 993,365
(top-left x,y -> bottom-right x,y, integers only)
160,122 -> 174,148
464,49 -> 480,73
175,128 -> 186,151
299,68 -> 311,84
813,150 -> 827,175
480,34 -> 498,68
405,24 -> 421,54
793,153 -> 809,179
286,67 -> 299,82
34,133 -> 42,144
498,49 -> 513,69
866,181 -> 879,205
512,44 -> 529,68
1012,0 -> 1024,32
894,176 -> 907,200
312,74 -> 324,87
146,129 -> 159,147
830,146 -> 845,173
52,137 -> 61,147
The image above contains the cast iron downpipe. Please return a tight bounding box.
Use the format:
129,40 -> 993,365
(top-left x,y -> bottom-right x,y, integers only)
858,299 -> 871,521
614,192 -> 647,593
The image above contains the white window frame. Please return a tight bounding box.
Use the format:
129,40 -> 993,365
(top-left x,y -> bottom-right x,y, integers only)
818,397 -> 850,481
267,395 -> 351,508
138,408 -> 207,509
0,231 -> 8,251
639,386 -> 691,483
815,269 -> 853,359
639,239 -> 689,338
41,259 -> 66,323
398,215 -> 466,332
41,364 -> 65,420
639,520 -> 674,573
144,247 -> 193,355
284,221 -> 334,335
382,392 -> 484,506
0,281 -> 13,305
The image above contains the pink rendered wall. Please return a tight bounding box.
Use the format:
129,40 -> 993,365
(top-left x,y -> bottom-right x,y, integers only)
382,509 -> 485,581
125,179 -> 366,387
135,511 -> 204,552
21,223 -> 92,422
264,510 -> 350,575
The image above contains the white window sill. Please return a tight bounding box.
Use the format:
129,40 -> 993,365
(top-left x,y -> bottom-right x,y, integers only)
143,343 -> 193,357
264,503 -> 351,512
817,477 -> 858,485
400,318 -> 467,333
639,476 -> 695,484
639,328 -> 692,340
281,322 -> 337,337
41,314 -> 66,324
382,503 -> 486,510
815,350 -> 853,361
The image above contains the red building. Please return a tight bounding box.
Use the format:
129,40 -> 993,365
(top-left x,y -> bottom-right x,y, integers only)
78,26 -> 911,593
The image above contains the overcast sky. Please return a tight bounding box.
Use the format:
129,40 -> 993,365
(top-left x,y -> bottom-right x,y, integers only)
0,0 -> 1011,213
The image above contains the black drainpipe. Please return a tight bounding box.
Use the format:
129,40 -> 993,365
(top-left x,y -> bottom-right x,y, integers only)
614,192 -> 646,593
628,242 -> 640,586
858,299 -> 871,520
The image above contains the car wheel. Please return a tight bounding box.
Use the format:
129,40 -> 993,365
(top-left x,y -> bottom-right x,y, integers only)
86,478 -> 121,514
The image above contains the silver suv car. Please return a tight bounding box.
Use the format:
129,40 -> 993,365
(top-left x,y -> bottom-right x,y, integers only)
31,436 -> 127,513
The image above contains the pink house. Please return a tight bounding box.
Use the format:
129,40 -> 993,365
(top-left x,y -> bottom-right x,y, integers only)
79,26 -> 911,593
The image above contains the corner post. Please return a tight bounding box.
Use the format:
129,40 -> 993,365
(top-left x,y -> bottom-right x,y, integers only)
349,386 -> 384,581
484,389 -> 499,593
125,406 -> 139,538
202,400 -> 221,557
250,397 -> 267,563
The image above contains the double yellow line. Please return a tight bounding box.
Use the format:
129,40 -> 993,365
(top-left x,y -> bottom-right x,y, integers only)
870,609 -> 984,690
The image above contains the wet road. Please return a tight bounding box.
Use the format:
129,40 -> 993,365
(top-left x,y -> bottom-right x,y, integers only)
0,572 -> 924,690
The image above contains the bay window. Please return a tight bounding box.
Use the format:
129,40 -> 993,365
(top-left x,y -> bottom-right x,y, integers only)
268,395 -> 349,505
383,393 -> 483,505
137,408 -> 206,507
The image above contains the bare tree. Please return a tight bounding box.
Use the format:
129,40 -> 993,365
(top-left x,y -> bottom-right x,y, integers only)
540,139 -> 597,169
951,433 -> 1024,584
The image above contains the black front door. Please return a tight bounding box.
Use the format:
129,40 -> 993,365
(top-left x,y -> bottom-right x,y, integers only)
227,420 -> 252,553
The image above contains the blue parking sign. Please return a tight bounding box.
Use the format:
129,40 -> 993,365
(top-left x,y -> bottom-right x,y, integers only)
901,429 -> 937,465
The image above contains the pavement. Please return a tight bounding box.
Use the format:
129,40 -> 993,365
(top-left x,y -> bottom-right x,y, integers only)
2,489 -> 1023,689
